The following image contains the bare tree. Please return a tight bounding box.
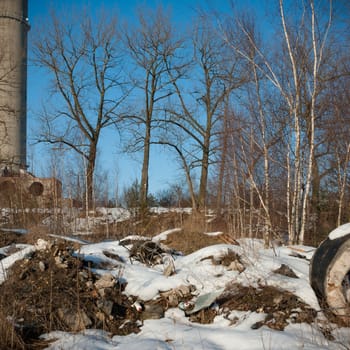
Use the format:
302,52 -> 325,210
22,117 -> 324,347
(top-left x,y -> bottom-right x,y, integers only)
33,11 -> 126,210
222,0 -> 335,244
123,5 -> 185,214
166,14 -> 248,211
157,138 -> 198,210
214,97 -> 231,214
325,76 -> 350,227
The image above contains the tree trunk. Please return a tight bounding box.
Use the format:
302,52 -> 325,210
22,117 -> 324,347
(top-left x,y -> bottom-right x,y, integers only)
140,121 -> 151,215
310,158 -> 321,243
216,101 -> 230,214
86,142 -> 97,211
198,107 -> 212,210
198,143 -> 210,210
252,58 -> 271,246
336,143 -> 350,227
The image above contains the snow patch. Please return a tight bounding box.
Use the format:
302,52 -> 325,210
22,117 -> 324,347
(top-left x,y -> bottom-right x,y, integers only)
204,231 -> 223,236
0,245 -> 35,284
328,223 -> 350,240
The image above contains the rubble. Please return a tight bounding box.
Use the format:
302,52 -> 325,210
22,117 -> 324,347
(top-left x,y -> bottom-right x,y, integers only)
0,225 -> 344,347
201,249 -> 246,273
273,264 -> 299,278
128,240 -> 171,265
140,302 -> 165,320
35,238 -> 52,251
216,283 -> 317,330
58,308 -> 92,332
183,289 -> 224,316
0,239 -> 142,345
162,254 -> 176,276
94,273 -> 117,297
227,260 -> 245,273
160,284 -> 196,307
3,233 -> 318,340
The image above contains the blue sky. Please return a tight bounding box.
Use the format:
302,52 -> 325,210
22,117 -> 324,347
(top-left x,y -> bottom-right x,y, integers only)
26,0 -> 264,196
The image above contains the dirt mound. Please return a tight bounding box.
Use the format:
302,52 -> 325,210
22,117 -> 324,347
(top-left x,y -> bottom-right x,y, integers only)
216,283 -> 317,330
0,241 -> 141,348
162,230 -> 234,255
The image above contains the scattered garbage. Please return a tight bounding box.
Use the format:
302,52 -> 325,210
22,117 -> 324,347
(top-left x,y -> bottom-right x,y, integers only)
162,254 -> 175,276
0,227 -> 28,235
0,223 -> 347,348
126,239 -> 179,266
180,289 -> 224,315
0,239 -> 141,342
273,264 -> 299,279
160,284 -> 196,307
201,249 -> 246,273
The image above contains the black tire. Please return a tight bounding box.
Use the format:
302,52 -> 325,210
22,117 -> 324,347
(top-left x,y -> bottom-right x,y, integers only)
310,232 -> 350,324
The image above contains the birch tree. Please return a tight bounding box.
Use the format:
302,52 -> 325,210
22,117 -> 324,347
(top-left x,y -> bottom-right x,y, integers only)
327,77 -> 350,227
166,15 -> 248,211
222,0 -> 334,244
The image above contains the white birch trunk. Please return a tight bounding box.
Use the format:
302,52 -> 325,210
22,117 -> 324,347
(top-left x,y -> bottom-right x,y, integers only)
299,0 -> 332,243
280,0 -> 302,243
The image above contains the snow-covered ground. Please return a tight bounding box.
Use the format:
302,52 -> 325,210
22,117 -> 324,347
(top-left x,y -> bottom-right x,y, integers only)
1,228 -> 349,350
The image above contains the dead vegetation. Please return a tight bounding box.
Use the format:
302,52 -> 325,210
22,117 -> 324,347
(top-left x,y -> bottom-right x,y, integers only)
162,230 -> 234,255
0,212 -> 346,349
217,284 -> 317,330
0,237 -> 321,348
0,241 -> 141,348
0,311 -> 26,350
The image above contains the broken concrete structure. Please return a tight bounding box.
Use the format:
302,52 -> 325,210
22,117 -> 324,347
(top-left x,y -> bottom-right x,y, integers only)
0,172 -> 62,208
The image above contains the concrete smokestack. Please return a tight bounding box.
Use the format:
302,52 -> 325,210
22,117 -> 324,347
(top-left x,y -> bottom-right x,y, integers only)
0,0 -> 30,174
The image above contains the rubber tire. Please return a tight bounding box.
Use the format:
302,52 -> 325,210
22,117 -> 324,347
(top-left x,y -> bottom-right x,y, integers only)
310,232 -> 350,324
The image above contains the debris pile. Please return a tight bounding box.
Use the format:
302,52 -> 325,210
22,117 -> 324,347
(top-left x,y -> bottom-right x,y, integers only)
217,283 -> 317,331
273,263 -> 299,278
204,249 -> 246,273
126,239 -> 179,266
0,240 -> 141,345
0,230 -> 333,348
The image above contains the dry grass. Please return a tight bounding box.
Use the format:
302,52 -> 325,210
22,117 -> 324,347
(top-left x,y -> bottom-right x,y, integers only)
0,310 -> 25,350
0,209 -> 348,349
0,210 -> 229,347
21,211 -> 231,255
162,230 -> 227,255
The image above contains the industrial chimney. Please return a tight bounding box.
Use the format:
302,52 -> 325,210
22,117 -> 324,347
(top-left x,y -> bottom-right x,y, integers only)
0,0 -> 29,175
0,1 -> 62,209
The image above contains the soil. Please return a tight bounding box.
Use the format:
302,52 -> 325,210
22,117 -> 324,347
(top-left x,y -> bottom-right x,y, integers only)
216,283 -> 317,330
0,231 -> 26,247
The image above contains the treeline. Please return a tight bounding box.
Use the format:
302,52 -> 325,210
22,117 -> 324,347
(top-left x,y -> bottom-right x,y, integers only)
31,1 -> 350,245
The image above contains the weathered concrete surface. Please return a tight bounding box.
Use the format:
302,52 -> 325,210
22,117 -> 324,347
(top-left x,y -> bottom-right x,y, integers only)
0,0 -> 30,173
0,172 -> 62,208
